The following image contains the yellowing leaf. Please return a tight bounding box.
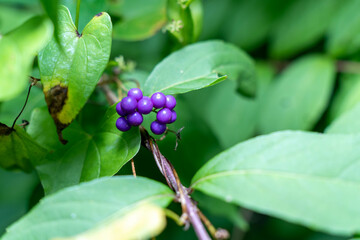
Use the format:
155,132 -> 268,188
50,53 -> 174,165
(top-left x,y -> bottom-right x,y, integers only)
38,6 -> 112,142
53,204 -> 166,240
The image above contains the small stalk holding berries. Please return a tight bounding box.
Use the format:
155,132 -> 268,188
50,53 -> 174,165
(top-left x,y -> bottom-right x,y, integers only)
111,87 -> 227,240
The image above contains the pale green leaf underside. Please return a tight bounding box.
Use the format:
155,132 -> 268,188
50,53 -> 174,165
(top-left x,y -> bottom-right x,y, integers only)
31,106 -> 141,195
258,55 -> 335,134
39,5 -> 112,124
143,40 -> 254,96
2,176 -> 173,240
111,0 -> 166,41
0,16 -> 53,101
192,131 -> 360,236
54,204 -> 166,240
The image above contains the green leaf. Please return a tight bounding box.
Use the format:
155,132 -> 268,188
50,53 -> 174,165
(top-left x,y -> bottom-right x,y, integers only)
40,0 -> 59,35
53,204 -> 166,240
188,0 -> 203,42
326,102 -> 360,134
0,124 -> 47,171
255,62 -> 276,97
258,55 -> 335,134
110,0 -> 167,41
26,107 -> 63,151
200,0 -> 231,39
0,169 -> 38,235
270,0 -> 341,58
30,105 -> 141,194
0,5 -> 38,35
183,80 -> 258,149
192,131 -> 360,236
328,74 -> 360,122
198,63 -> 275,147
326,0 -> 360,57
38,5 -> 112,140
223,0 -> 290,51
2,176 -> 173,240
143,40 -> 255,96
61,0 -> 107,33
0,16 -> 53,101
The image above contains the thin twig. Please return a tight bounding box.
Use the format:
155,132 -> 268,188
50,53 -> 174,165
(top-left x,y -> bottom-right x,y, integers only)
198,210 -> 229,240
19,120 -> 29,129
336,60 -> 360,74
164,209 -> 184,226
97,74 -> 113,86
198,210 -> 217,237
123,78 -> 141,88
272,60 -> 360,74
11,77 -> 38,129
114,78 -> 128,92
99,85 -> 118,104
131,159 -> 136,178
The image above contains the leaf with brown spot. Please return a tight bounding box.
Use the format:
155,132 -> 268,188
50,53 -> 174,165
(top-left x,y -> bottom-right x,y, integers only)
0,123 -> 47,171
38,5 -> 112,143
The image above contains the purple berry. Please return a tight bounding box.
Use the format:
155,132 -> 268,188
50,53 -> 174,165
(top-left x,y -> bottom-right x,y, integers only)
121,96 -> 137,113
116,101 -> 126,116
156,108 -> 172,123
138,96 -> 153,114
127,112 -> 143,126
128,88 -> 143,101
151,121 -> 167,135
165,95 -> 176,109
168,110 -> 177,123
116,117 -> 131,132
151,92 -> 166,109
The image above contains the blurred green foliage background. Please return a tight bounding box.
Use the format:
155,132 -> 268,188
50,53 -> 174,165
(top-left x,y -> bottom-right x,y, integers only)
1,0 -> 359,239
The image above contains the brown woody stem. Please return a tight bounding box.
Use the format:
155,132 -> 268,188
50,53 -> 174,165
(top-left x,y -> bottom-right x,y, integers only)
140,126 -> 211,240
272,60 -> 360,74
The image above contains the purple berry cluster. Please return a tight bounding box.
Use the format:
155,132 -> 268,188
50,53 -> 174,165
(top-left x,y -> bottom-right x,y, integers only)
116,88 -> 177,135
